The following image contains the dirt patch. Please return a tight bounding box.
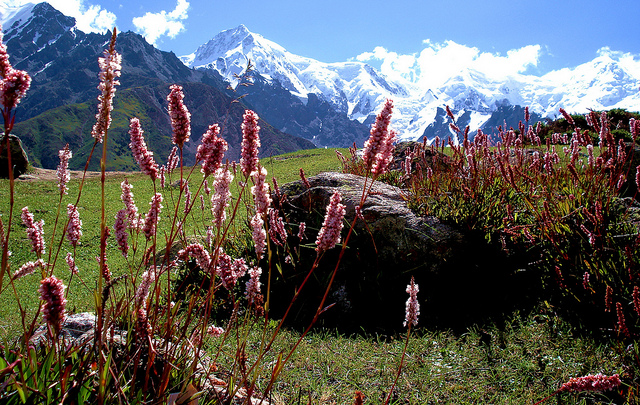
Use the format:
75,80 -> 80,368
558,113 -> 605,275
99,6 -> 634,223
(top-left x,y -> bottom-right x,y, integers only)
15,167 -> 136,182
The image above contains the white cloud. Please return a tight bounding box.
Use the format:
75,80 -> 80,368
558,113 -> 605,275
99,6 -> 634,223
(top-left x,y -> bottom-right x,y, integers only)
356,40 -> 542,91
132,0 -> 189,45
0,0 -> 116,33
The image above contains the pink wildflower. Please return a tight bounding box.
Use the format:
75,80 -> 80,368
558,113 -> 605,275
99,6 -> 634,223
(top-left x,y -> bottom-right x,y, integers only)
404,276 -> 420,328
251,166 -> 271,215
211,168 -> 233,229
615,302 -> 631,338
142,193 -> 163,240
245,266 -> 264,315
559,374 -> 621,393
630,118 -> 639,141
363,99 -> 396,176
251,213 -> 266,259
203,179 -> 211,195
240,110 -> 261,178
159,165 -> 166,187
166,146 -> 179,173
65,252 -> 78,275
128,117 -> 159,180
13,258 -> 45,280
0,28 -> 31,112
66,204 -> 82,248
56,144 -> 72,195
635,165 -> 640,190
524,106 -> 530,123
136,307 -> 150,344
300,168 -> 311,188
583,272 -> 590,290
605,285 -> 613,312
113,209 -> 128,257
207,325 -> 225,337
315,191 -> 346,253
559,107 -> 574,126
135,268 -> 155,308
21,207 -> 45,256
39,275 -> 67,334
183,180 -> 191,214
120,179 -> 139,230
219,254 -> 247,290
167,84 -> 191,148
633,285 -> 640,317
197,124 -> 228,176
178,243 -> 211,273
445,105 -> 455,121
298,222 -> 306,240
268,208 -> 286,246
91,30 -> 121,143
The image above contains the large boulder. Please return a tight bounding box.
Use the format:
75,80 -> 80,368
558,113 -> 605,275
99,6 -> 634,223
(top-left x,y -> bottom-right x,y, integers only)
275,172 -> 538,331
0,134 -> 29,178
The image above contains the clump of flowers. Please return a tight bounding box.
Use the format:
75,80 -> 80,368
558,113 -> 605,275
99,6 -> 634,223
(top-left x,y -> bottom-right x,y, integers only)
197,124 -> 228,176
142,193 -> 163,240
403,276 -> 419,328
56,144 -> 72,195
66,204 -> 82,248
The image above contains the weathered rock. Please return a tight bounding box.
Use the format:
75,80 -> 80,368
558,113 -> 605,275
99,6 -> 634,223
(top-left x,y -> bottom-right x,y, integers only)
0,134 -> 29,178
276,172 -> 538,331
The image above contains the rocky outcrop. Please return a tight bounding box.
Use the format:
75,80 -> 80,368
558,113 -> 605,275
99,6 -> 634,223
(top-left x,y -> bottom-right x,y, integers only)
0,134 -> 29,178
275,172 -> 539,331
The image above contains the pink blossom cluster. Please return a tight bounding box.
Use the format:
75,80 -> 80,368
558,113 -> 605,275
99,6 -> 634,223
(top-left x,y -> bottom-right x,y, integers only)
128,117 -> 159,180
363,99 -> 397,176
142,193 -> 163,240
113,209 -> 128,257
135,268 -> 155,309
218,253 -> 248,290
559,373 -> 621,393
211,168 -> 233,229
183,180 -> 191,214
167,84 -> 191,148
300,168 -> 311,188
615,302 -> 631,338
558,107 -> 575,126
605,285 -> 613,312
197,124 -> 228,176
66,204 -> 82,248
13,258 -> 45,280
251,166 -> 271,215
298,222 -> 306,240
630,118 -> 639,141
56,145 -> 72,195
0,29 -> 31,112
21,207 -> 45,256
268,208 -> 286,246
315,191 -> 346,253
404,276 -> 420,327
91,32 -> 121,143
250,214 -> 266,259
633,285 -> 640,317
39,275 -> 67,334
120,180 -> 140,230
178,243 -> 212,273
583,272 -> 590,290
245,266 -> 263,312
207,325 -> 225,337
65,252 -> 78,275
240,110 -> 261,177
166,146 -> 179,173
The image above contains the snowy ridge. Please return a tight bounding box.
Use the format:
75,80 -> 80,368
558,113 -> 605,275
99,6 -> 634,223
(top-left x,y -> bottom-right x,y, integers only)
0,2 -> 37,35
183,25 -> 640,142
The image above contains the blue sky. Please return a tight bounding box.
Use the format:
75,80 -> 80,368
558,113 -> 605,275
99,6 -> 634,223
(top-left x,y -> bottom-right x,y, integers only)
2,0 -> 640,76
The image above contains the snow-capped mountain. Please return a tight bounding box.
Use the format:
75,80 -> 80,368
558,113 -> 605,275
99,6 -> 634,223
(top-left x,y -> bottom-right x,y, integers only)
182,25 -> 640,142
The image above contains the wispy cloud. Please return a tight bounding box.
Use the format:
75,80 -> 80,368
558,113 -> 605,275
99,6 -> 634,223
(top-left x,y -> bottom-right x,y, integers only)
132,0 -> 189,45
356,40 -> 542,90
0,0 -> 117,33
